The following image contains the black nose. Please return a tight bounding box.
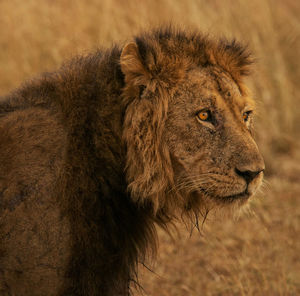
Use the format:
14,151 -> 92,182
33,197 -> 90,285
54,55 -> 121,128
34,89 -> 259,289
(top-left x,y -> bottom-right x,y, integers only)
235,168 -> 264,184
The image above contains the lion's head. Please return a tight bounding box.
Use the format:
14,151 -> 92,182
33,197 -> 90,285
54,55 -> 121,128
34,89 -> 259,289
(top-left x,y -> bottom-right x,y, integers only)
120,28 -> 264,220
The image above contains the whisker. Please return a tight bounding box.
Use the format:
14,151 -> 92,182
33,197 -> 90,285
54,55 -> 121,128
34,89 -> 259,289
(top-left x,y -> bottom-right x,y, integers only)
175,181 -> 211,194
168,175 -> 213,193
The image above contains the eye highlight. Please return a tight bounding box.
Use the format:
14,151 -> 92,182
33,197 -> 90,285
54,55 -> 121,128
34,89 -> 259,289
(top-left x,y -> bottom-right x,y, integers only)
196,110 -> 212,122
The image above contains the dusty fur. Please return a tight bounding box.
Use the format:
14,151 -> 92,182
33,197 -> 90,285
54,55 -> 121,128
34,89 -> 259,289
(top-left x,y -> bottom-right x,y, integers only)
0,26 -> 264,295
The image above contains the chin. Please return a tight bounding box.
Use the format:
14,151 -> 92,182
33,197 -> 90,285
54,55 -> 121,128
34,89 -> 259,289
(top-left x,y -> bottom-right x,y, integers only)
216,194 -> 249,206
204,189 -> 251,206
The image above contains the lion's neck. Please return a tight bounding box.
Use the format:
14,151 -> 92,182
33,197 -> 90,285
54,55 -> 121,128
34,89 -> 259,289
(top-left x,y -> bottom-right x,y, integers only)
58,50 -> 157,295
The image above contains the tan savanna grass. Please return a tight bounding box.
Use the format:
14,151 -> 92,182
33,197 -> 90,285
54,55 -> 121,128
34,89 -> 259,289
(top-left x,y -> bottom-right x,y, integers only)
0,0 -> 299,295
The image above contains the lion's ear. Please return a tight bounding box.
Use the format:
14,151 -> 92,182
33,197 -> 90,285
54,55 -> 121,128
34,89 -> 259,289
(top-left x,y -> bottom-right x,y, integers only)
120,42 -> 151,87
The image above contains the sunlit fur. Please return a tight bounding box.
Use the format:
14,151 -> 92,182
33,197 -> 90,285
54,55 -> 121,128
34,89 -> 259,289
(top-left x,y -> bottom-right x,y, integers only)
0,26 -> 264,295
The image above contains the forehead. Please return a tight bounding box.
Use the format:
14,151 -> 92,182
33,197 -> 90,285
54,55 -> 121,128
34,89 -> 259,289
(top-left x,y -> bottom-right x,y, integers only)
178,67 -> 254,110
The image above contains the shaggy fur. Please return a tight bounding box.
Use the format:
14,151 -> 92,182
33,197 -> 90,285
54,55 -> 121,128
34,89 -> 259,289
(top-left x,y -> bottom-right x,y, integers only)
0,27 -> 264,295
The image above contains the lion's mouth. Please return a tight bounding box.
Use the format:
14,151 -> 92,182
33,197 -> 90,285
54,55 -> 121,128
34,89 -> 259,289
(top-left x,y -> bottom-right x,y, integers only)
222,190 -> 250,200
196,188 -> 251,203
213,189 -> 253,205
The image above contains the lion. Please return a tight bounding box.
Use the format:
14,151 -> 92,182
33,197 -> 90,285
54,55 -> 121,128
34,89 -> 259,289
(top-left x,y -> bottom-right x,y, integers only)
0,27 -> 264,295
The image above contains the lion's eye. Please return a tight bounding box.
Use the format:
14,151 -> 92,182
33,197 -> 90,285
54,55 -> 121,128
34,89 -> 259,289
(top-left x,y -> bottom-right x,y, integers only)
197,110 -> 212,122
243,111 -> 252,122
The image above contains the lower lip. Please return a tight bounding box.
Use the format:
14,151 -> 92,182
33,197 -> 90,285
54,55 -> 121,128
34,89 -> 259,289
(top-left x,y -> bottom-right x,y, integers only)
223,191 -> 250,200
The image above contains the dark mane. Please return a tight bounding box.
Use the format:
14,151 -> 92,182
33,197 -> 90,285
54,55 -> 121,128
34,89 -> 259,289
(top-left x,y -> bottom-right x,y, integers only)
133,26 -> 253,84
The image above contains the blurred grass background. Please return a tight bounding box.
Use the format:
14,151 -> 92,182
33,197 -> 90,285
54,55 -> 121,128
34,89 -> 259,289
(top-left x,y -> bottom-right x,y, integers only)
0,0 -> 299,295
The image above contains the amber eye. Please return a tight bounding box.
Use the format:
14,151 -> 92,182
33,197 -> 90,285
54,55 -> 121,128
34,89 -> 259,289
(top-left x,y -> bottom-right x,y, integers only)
243,111 -> 252,122
197,110 -> 211,122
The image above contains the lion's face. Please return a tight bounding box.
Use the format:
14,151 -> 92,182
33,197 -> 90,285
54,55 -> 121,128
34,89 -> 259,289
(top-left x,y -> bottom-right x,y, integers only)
164,67 -> 264,206
120,29 -> 265,218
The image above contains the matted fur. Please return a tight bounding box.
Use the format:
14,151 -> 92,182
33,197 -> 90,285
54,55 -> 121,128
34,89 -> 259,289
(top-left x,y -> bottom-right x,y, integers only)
0,26 -> 263,295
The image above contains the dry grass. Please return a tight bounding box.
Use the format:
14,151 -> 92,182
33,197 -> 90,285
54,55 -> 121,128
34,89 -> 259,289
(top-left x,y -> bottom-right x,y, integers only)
136,177 -> 300,295
0,0 -> 299,295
